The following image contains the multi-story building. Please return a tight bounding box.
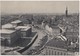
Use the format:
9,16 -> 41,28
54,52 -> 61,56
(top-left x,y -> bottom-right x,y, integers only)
0,29 -> 21,46
45,25 -> 61,36
1,19 -> 38,54
15,26 -> 32,37
11,20 -> 23,27
41,38 -> 74,55
2,23 -> 15,30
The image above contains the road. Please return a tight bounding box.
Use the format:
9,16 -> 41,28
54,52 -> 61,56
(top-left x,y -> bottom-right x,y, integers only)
22,27 -> 47,55
32,29 -> 46,47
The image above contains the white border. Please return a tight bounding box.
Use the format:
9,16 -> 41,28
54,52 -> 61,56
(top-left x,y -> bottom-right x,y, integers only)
0,0 -> 79,56
0,0 -> 79,1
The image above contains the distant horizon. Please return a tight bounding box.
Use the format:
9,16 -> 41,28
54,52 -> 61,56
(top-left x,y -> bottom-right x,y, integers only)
1,12 -> 79,16
1,9 -> 79,15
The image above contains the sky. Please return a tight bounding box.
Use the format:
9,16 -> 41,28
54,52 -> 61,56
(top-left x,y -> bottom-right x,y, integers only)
1,1 -> 79,14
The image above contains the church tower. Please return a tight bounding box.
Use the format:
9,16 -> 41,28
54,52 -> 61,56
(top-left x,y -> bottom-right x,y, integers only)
65,7 -> 68,17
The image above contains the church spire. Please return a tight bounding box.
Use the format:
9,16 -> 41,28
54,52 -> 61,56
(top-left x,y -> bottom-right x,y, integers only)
65,7 -> 68,17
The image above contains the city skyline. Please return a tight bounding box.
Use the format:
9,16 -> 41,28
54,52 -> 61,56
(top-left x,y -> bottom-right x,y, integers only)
1,1 -> 79,14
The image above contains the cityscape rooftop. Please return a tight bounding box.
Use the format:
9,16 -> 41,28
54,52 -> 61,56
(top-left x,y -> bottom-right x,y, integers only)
0,29 -> 15,34
2,23 -> 15,29
11,20 -> 22,24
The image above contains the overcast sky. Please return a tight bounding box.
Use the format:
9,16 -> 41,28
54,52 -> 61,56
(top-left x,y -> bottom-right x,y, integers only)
1,1 -> 79,14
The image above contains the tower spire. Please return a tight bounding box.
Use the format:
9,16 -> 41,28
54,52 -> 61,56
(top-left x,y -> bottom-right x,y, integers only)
65,7 -> 68,17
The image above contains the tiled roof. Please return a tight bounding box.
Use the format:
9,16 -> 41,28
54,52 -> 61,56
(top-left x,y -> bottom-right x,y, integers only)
46,38 -> 67,49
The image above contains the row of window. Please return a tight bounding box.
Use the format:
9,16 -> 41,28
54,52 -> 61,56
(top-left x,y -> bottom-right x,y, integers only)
46,50 -> 67,55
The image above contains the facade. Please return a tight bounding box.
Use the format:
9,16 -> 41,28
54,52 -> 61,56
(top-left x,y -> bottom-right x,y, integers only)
0,29 -> 21,46
15,26 -> 32,37
41,38 -> 74,55
11,20 -> 23,27
42,46 -> 69,55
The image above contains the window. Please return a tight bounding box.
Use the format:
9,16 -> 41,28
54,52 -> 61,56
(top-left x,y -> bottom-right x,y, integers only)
49,50 -> 50,55
52,51 -> 53,55
61,52 -> 62,55
55,51 -> 56,55
58,52 -> 59,55
64,53 -> 66,55
46,50 -> 48,55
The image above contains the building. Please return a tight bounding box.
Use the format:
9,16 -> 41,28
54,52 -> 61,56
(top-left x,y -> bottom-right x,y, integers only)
2,23 -> 15,30
45,24 -> 53,35
0,29 -> 21,46
45,25 -> 61,36
41,21 -> 46,29
18,32 -> 38,53
15,26 -> 32,37
41,38 -> 74,55
65,7 -> 68,17
56,35 -> 67,41
65,32 -> 78,43
51,26 -> 61,36
58,24 -> 67,34
1,19 -> 38,54
11,20 -> 23,27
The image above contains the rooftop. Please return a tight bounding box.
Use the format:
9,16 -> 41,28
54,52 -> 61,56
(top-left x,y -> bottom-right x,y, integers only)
2,23 -> 15,29
0,29 -> 15,34
65,32 -> 78,37
58,25 -> 66,32
15,26 -> 31,31
11,20 -> 22,24
46,38 -> 67,49
57,35 -> 67,41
